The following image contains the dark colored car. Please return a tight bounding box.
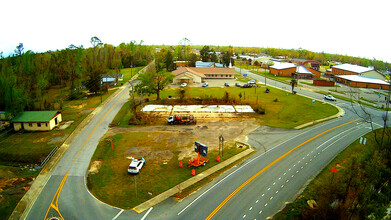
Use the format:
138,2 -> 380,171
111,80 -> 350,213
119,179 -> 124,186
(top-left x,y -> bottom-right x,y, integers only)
241,83 -> 252,88
224,83 -> 229,87
235,82 -> 241,87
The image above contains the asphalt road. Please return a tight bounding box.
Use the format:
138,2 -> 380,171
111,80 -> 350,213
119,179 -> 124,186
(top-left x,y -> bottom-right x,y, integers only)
23,68 -> 389,220
26,83 -> 131,220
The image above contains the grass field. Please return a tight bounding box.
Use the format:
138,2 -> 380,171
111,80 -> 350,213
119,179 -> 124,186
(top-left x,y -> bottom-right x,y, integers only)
87,132 -> 247,209
159,87 -> 338,129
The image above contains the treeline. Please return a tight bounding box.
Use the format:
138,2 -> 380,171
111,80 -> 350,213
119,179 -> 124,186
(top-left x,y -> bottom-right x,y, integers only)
189,46 -> 391,71
0,38 -> 153,115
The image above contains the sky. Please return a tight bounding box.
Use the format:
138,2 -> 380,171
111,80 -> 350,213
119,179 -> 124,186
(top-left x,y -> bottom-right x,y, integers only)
2,0 -> 390,63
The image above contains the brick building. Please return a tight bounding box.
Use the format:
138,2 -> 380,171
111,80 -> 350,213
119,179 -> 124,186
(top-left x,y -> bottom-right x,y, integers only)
270,63 -> 296,77
335,75 -> 389,90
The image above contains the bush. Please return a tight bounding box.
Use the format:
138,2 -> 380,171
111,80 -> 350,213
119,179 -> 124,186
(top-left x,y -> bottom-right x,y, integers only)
251,104 -> 266,115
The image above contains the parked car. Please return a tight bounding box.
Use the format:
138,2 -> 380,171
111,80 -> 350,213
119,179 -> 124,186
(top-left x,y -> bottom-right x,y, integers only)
224,82 -> 230,87
180,83 -> 187,88
127,158 -> 146,174
324,95 -> 337,101
248,80 -> 256,84
235,82 -> 241,87
241,83 -> 252,88
202,82 -> 209,87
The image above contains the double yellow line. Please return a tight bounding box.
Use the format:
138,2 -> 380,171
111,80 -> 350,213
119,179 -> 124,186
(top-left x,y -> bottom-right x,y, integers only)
43,172 -> 69,220
42,88 -> 129,219
206,119 -> 359,220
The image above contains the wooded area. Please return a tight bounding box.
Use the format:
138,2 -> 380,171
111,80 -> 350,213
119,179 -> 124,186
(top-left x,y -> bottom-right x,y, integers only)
0,38 -> 153,115
1,40 -> 390,116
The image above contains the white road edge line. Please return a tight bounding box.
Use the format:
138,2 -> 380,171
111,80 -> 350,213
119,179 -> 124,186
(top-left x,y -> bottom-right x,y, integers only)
321,125 -> 375,152
177,118 -> 344,215
112,209 -> 124,220
140,207 -> 153,220
316,123 -> 363,150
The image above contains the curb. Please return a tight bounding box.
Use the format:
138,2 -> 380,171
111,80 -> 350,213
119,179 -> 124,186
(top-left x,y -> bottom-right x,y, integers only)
9,85 -> 129,220
293,95 -> 345,130
132,148 -> 254,213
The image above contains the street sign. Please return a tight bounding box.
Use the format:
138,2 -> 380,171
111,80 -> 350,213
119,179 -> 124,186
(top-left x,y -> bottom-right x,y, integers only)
243,74 -> 247,77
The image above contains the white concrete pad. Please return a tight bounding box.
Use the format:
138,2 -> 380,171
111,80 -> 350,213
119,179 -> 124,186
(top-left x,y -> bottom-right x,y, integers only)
141,104 -> 254,113
141,105 -> 173,112
234,105 -> 255,113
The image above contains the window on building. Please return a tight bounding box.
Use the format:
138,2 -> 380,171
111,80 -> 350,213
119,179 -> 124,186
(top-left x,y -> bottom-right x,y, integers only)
37,123 -> 41,127
29,123 -> 32,127
46,123 -> 48,127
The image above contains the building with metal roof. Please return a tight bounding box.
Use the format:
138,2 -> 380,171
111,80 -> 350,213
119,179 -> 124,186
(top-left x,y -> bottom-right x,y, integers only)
172,67 -> 235,85
270,63 -> 297,77
332,63 -> 386,81
335,75 -> 389,90
11,111 -> 62,131
294,66 -> 314,79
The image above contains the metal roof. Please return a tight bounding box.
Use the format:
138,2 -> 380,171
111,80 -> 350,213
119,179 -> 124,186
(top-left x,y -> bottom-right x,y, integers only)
196,61 -> 215,68
270,62 -> 296,70
336,75 -> 389,85
332,63 -> 373,73
11,111 -> 60,123
296,66 -> 313,74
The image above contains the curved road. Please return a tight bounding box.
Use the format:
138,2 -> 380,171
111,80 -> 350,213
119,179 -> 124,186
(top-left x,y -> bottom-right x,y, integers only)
23,68 -> 389,220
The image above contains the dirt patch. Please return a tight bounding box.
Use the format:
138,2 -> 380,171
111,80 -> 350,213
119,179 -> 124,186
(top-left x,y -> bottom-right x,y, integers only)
48,134 -> 68,144
88,160 -> 102,174
106,117 -> 260,161
67,103 -> 86,109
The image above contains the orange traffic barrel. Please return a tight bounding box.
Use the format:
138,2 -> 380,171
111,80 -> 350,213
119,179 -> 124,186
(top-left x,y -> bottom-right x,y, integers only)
179,161 -> 183,168
191,169 -> 195,176
216,155 -> 220,162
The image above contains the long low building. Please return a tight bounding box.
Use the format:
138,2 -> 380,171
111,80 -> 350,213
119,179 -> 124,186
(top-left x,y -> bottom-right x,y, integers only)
172,67 -> 235,85
335,75 -> 389,90
332,63 -> 386,81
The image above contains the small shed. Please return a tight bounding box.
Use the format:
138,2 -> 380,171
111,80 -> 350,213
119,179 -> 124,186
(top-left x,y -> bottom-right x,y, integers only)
11,111 -> 62,131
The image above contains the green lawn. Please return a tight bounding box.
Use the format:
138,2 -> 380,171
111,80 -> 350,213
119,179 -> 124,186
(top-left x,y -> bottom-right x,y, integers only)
250,70 -> 293,85
159,87 -> 338,129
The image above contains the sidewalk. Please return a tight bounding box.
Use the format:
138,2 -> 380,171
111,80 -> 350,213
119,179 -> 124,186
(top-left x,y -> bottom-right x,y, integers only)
133,148 -> 254,213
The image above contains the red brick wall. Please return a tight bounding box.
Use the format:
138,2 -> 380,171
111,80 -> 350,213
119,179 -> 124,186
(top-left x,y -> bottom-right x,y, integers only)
314,80 -> 334,86
270,67 -> 296,77
332,68 -> 357,76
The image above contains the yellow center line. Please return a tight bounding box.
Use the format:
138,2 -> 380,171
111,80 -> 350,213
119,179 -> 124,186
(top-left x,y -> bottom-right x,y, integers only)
43,88 -> 129,220
44,171 -> 69,220
206,118 -> 359,220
